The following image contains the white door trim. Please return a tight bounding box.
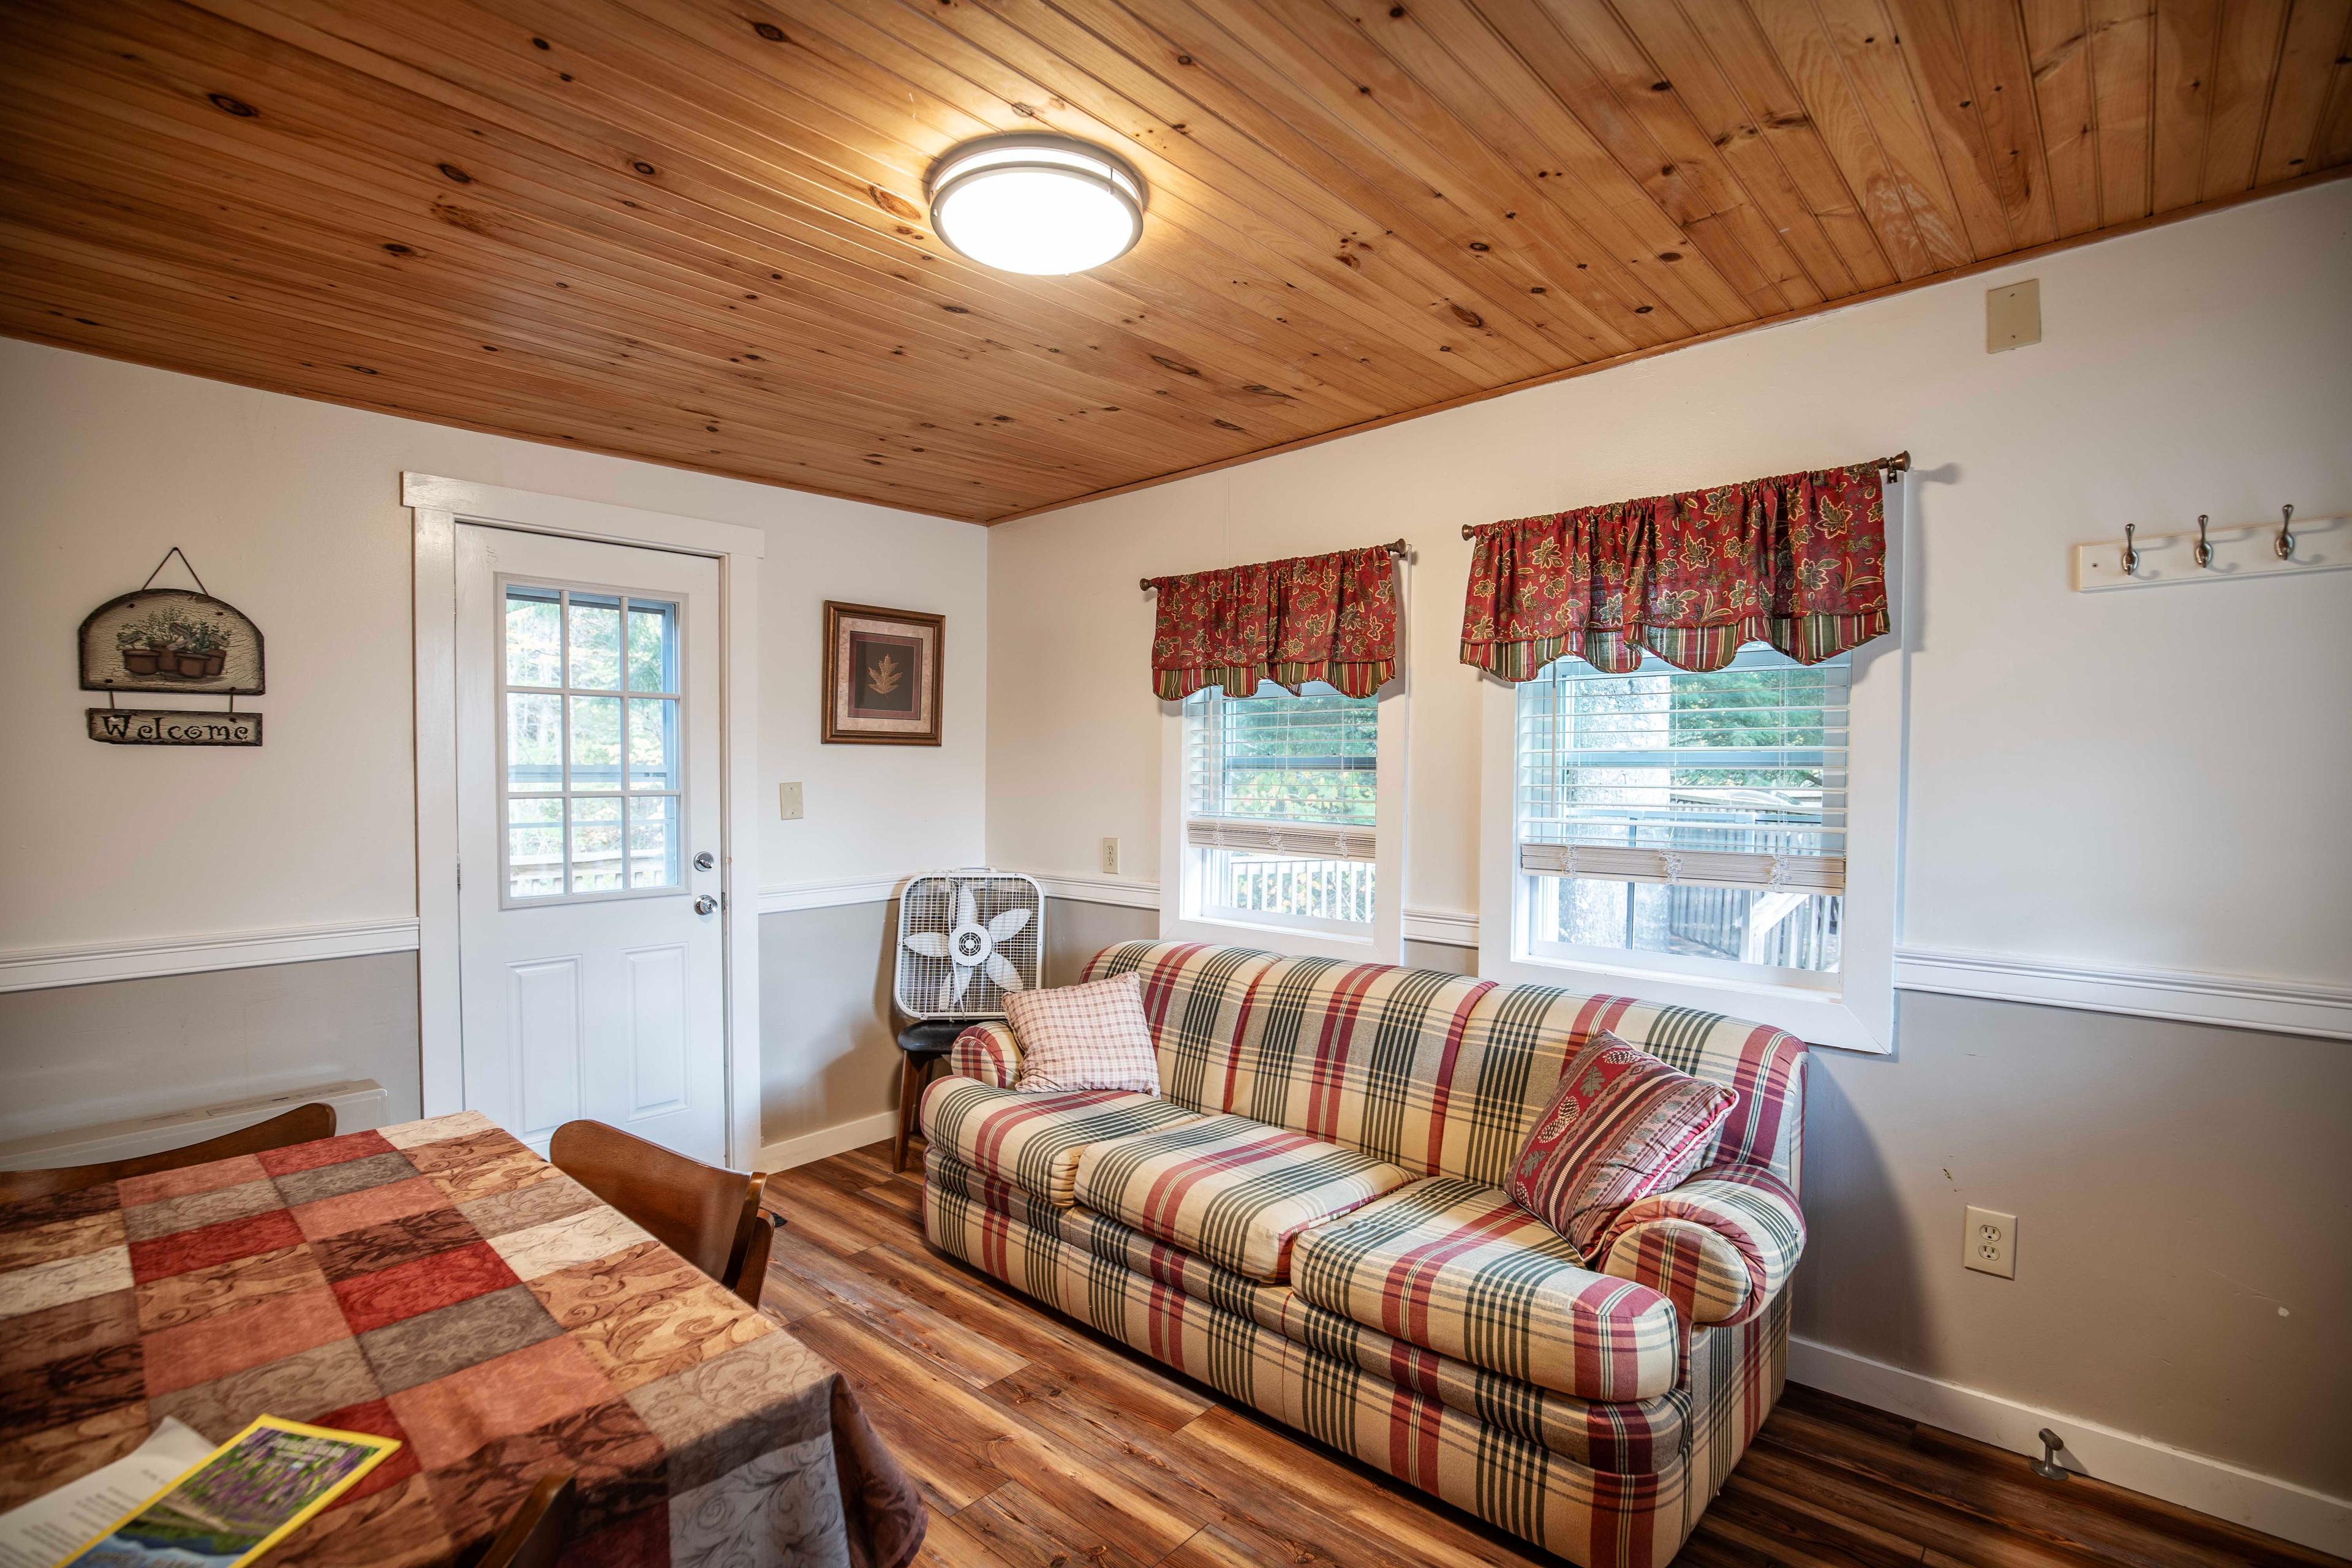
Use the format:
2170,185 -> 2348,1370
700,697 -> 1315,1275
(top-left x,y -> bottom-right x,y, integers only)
408,473 -> 766,1169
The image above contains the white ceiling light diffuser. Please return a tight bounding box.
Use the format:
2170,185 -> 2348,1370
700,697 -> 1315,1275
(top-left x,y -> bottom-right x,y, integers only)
926,134 -> 1147,276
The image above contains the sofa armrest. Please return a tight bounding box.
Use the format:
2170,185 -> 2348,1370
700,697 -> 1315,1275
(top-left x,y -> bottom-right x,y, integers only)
946,1022 -> 1022,1089
1596,1163 -> 1806,1328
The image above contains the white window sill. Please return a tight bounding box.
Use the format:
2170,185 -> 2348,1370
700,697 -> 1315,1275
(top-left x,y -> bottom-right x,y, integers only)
1159,910 -> 1384,963
1489,945 -> 1890,1054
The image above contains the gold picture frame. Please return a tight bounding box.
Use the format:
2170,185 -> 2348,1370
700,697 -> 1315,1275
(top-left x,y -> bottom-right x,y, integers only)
822,601 -> 943,745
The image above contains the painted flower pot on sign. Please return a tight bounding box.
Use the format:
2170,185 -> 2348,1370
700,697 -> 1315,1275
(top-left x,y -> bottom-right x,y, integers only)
121,650 -> 160,676
177,653 -> 209,678
203,651 -> 225,676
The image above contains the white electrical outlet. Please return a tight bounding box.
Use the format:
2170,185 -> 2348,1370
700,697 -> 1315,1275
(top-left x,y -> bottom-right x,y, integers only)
778,782 -> 804,820
1101,836 -> 1121,875
1965,1205 -> 2016,1278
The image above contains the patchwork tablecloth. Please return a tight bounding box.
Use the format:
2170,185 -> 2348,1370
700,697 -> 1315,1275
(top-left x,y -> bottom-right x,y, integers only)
0,1111 -> 925,1568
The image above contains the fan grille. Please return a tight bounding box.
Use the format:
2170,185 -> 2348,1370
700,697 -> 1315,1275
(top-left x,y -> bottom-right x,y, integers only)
894,871 -> 1045,1020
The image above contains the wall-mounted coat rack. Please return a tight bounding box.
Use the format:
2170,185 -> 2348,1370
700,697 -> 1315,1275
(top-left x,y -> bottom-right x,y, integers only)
2073,506 -> 2346,592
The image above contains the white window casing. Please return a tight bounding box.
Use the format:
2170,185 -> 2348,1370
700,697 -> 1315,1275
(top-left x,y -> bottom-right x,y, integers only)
1477,482 -> 1909,1054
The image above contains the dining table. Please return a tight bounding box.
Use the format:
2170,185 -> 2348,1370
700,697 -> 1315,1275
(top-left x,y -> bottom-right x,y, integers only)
0,1110 -> 926,1568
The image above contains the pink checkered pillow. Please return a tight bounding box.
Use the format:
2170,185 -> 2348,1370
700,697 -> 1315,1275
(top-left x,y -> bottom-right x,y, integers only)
1005,972 -> 1161,1096
1506,1030 -> 1736,1259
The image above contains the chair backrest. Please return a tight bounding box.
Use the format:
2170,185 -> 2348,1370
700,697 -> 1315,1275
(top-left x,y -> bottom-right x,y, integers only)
0,1102 -> 337,1204
477,1474 -> 575,1568
1083,942 -> 1807,1191
548,1120 -> 774,1304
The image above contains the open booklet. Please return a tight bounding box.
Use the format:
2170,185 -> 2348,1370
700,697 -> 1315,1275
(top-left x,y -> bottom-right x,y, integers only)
45,1416 -> 398,1568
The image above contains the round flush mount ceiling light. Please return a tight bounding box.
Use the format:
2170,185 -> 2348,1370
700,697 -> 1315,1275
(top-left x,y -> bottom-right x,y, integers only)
926,134 -> 1147,276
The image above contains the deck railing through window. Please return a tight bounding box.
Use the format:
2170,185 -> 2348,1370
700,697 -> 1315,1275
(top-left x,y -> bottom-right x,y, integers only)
1185,684 -> 1378,928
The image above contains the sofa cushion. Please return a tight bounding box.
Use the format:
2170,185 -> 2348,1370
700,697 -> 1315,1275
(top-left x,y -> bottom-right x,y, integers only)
1008,972 -> 1161,1095
1054,1198 -> 1693,1472
1084,941 -> 1809,1190
1290,1175 -> 1679,1401
1505,1030 -> 1735,1258
920,1077 -> 1200,1206
1072,1112 -> 1413,1281
1078,941 -> 1281,1109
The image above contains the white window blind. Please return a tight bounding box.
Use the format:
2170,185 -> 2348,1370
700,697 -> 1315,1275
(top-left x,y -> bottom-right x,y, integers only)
1516,649 -> 1847,894
1182,684 -> 1379,930
1185,687 -> 1378,862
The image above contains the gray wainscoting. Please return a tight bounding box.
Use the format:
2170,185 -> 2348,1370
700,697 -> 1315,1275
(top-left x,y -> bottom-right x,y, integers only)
757,900 -> 903,1150
0,951 -> 423,1143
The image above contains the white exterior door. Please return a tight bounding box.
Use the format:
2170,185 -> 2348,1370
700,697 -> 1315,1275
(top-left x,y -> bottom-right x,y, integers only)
453,524 -> 727,1161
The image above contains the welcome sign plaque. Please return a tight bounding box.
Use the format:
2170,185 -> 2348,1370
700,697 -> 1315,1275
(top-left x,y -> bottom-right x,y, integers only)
87,708 -> 263,746
78,549 -> 265,746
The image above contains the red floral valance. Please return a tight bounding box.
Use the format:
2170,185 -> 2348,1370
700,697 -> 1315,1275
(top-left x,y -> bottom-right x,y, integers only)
1460,459 -> 1893,679
1147,544 -> 1399,700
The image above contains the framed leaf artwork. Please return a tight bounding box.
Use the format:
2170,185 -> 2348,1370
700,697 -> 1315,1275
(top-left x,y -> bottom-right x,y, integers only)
823,601 -> 944,745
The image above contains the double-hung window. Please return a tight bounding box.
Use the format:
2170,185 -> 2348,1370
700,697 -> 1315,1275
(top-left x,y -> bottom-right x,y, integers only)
1515,647 -> 1847,982
1484,640 -> 1896,1051
1163,680 -> 1406,960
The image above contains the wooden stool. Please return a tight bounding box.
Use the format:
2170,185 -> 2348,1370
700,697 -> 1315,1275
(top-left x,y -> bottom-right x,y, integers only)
894,1020 -> 965,1172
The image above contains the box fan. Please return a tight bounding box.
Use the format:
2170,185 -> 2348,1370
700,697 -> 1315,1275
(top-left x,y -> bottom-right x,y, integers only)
894,870 -> 1045,1020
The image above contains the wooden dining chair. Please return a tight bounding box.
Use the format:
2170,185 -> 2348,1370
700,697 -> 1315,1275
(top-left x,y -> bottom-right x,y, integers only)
477,1474 -> 575,1568
0,1102 -> 337,1204
547,1120 -> 780,1308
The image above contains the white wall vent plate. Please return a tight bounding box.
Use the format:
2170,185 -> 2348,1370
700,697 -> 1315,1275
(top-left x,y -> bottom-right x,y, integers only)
895,870 -> 1044,1019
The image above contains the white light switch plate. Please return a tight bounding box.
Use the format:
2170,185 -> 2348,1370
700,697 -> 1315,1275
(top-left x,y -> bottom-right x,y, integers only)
1965,1205 -> 2016,1278
778,782 -> 804,820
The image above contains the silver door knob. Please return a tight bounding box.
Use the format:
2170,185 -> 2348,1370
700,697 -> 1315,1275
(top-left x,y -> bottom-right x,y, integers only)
694,895 -> 719,916
694,851 -> 715,871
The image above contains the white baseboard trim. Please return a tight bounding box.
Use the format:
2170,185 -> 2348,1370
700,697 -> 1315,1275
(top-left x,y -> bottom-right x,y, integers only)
1893,945 -> 2352,1040
756,1109 -> 899,1172
0,918 -> 421,994
1789,1336 -> 2352,1556
756,875 -> 907,915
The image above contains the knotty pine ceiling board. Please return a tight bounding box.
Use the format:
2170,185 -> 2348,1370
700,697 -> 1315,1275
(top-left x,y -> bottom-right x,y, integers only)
1,0 -> 2345,522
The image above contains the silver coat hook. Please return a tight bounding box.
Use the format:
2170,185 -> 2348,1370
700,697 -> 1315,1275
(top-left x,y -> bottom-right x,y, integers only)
2275,504 -> 2295,560
2193,514 -> 2212,568
2121,522 -> 2139,577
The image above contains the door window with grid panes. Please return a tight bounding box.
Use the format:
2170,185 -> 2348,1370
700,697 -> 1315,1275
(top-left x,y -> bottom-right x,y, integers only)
499,581 -> 684,903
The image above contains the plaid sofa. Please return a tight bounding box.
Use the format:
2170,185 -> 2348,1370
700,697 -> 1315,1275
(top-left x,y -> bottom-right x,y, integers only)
919,941 -> 1807,1566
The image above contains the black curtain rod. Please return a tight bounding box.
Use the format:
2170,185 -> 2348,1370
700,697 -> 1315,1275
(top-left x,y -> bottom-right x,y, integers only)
1140,538 -> 1408,592
1456,451 -> 1913,540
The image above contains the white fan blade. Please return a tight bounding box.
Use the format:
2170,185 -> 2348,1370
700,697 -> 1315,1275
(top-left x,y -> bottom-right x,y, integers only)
951,964 -> 976,1003
936,971 -> 957,1012
956,884 -> 978,929
985,954 -> 1024,993
903,931 -> 951,959
986,906 -> 1031,941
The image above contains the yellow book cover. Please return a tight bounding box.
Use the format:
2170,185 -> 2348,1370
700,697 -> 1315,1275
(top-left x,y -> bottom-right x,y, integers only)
55,1415 -> 399,1568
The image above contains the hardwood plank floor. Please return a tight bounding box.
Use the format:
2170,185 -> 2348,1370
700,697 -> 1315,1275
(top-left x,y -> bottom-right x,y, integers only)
763,1142 -> 2338,1568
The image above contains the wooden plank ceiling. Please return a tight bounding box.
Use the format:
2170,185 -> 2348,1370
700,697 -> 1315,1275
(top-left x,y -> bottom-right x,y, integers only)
2,0 -> 2346,522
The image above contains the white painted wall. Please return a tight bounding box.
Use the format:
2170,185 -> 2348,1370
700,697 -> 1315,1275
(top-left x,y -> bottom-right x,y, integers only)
986,181 -> 2352,992
0,339 -> 984,1135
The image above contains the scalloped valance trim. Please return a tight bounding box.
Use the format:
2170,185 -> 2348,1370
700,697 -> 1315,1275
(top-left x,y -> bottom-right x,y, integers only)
1460,459 -> 1892,680
1149,543 -> 1399,701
